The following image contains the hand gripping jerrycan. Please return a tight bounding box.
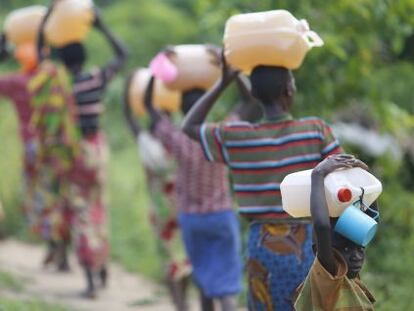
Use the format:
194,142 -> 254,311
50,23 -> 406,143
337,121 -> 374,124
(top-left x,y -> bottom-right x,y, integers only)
280,167 -> 383,218
45,0 -> 94,48
4,6 -> 47,46
128,68 -> 181,117
223,10 -> 324,73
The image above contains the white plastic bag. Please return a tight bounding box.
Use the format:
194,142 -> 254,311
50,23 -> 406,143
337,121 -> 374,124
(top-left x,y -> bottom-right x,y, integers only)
137,132 -> 170,172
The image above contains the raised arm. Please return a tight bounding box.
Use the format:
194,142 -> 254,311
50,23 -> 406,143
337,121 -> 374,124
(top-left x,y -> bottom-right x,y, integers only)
144,75 -> 162,130
310,154 -> 368,276
37,1 -> 56,62
123,73 -> 141,137
0,33 -> 9,62
182,53 -> 238,140
93,8 -> 128,82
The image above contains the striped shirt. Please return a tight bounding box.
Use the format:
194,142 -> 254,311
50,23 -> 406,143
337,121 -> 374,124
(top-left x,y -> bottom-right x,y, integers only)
199,113 -> 343,220
73,68 -> 107,136
154,115 -> 233,214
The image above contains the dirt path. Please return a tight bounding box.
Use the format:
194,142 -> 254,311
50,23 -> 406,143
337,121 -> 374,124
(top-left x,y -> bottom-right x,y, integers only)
0,239 -> 196,311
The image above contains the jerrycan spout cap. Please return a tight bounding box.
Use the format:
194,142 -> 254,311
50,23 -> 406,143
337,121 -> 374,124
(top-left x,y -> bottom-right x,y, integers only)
337,188 -> 352,203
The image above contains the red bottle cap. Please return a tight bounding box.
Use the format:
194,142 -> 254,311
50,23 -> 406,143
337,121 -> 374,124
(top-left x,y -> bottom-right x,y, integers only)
337,188 -> 352,202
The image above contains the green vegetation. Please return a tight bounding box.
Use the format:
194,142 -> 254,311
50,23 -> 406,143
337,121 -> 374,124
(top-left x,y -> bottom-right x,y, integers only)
0,271 -> 24,292
0,299 -> 72,311
1,0 -> 414,309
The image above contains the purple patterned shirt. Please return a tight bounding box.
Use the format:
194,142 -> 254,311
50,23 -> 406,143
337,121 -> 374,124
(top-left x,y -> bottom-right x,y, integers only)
154,115 -> 233,214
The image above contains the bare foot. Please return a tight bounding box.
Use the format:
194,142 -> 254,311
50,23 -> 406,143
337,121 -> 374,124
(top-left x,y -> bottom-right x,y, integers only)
99,266 -> 108,288
57,260 -> 71,272
81,288 -> 97,299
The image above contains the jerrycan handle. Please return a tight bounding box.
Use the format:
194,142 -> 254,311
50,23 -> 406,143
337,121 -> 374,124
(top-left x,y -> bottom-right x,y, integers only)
304,31 -> 324,48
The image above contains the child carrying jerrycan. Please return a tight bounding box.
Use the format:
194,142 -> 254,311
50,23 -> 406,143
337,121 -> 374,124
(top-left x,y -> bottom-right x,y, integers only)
292,154 -> 379,310
281,156 -> 382,246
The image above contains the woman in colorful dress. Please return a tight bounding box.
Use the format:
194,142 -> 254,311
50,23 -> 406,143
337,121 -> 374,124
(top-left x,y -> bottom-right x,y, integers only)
38,5 -> 128,298
124,75 -> 192,310
0,30 -> 72,270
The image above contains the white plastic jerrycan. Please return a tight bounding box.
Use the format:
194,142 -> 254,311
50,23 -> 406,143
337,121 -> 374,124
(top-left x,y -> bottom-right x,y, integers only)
45,0 -> 94,48
128,68 -> 181,117
163,45 -> 221,92
280,167 -> 382,218
4,6 -> 47,46
223,10 -> 324,73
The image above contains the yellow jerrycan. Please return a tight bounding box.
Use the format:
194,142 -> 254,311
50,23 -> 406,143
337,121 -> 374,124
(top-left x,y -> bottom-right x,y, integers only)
128,68 -> 181,117
4,6 -> 47,46
165,45 -> 221,91
224,10 -> 324,73
45,0 -> 94,48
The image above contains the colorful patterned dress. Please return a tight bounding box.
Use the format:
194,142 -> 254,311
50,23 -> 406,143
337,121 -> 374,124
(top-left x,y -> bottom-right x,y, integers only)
28,61 -> 80,244
140,131 -> 191,281
69,132 -> 109,269
68,68 -> 114,271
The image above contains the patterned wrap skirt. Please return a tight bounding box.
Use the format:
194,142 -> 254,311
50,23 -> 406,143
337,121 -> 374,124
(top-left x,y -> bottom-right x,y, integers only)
69,132 -> 109,270
23,139 -> 72,243
144,165 -> 191,281
247,221 -> 314,311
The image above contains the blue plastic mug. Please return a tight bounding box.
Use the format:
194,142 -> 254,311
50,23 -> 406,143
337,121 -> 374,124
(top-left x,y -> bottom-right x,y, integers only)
334,205 -> 378,246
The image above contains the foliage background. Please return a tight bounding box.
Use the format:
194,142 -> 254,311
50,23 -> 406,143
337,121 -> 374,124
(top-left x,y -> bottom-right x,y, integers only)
1,0 -> 414,309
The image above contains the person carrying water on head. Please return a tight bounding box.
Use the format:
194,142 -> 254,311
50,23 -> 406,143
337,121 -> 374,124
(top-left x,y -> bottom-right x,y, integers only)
0,6 -> 75,270
141,45 -> 247,311
182,10 -> 343,310
38,0 -> 128,298
124,67 -> 193,311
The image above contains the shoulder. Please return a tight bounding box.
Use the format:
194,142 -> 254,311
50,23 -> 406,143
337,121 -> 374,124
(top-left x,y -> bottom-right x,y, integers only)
221,120 -> 255,132
224,120 -> 253,127
296,117 -> 334,134
297,116 -> 328,127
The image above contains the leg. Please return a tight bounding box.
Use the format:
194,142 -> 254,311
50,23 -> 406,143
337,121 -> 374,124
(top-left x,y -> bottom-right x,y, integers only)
74,134 -> 109,299
177,275 -> 190,311
99,265 -> 108,288
56,240 -> 70,272
82,265 -> 96,299
219,295 -> 238,311
43,240 -> 57,267
166,278 -> 188,311
198,286 -> 215,311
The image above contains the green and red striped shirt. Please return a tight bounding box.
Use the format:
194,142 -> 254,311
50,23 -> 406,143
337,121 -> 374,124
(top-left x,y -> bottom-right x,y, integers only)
199,113 -> 343,220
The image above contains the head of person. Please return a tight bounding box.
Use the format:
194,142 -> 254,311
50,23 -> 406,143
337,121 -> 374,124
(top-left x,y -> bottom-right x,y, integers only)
331,218 -> 366,279
14,43 -> 38,74
181,88 -> 205,115
249,65 -> 296,111
57,42 -> 86,74
312,220 -> 365,279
